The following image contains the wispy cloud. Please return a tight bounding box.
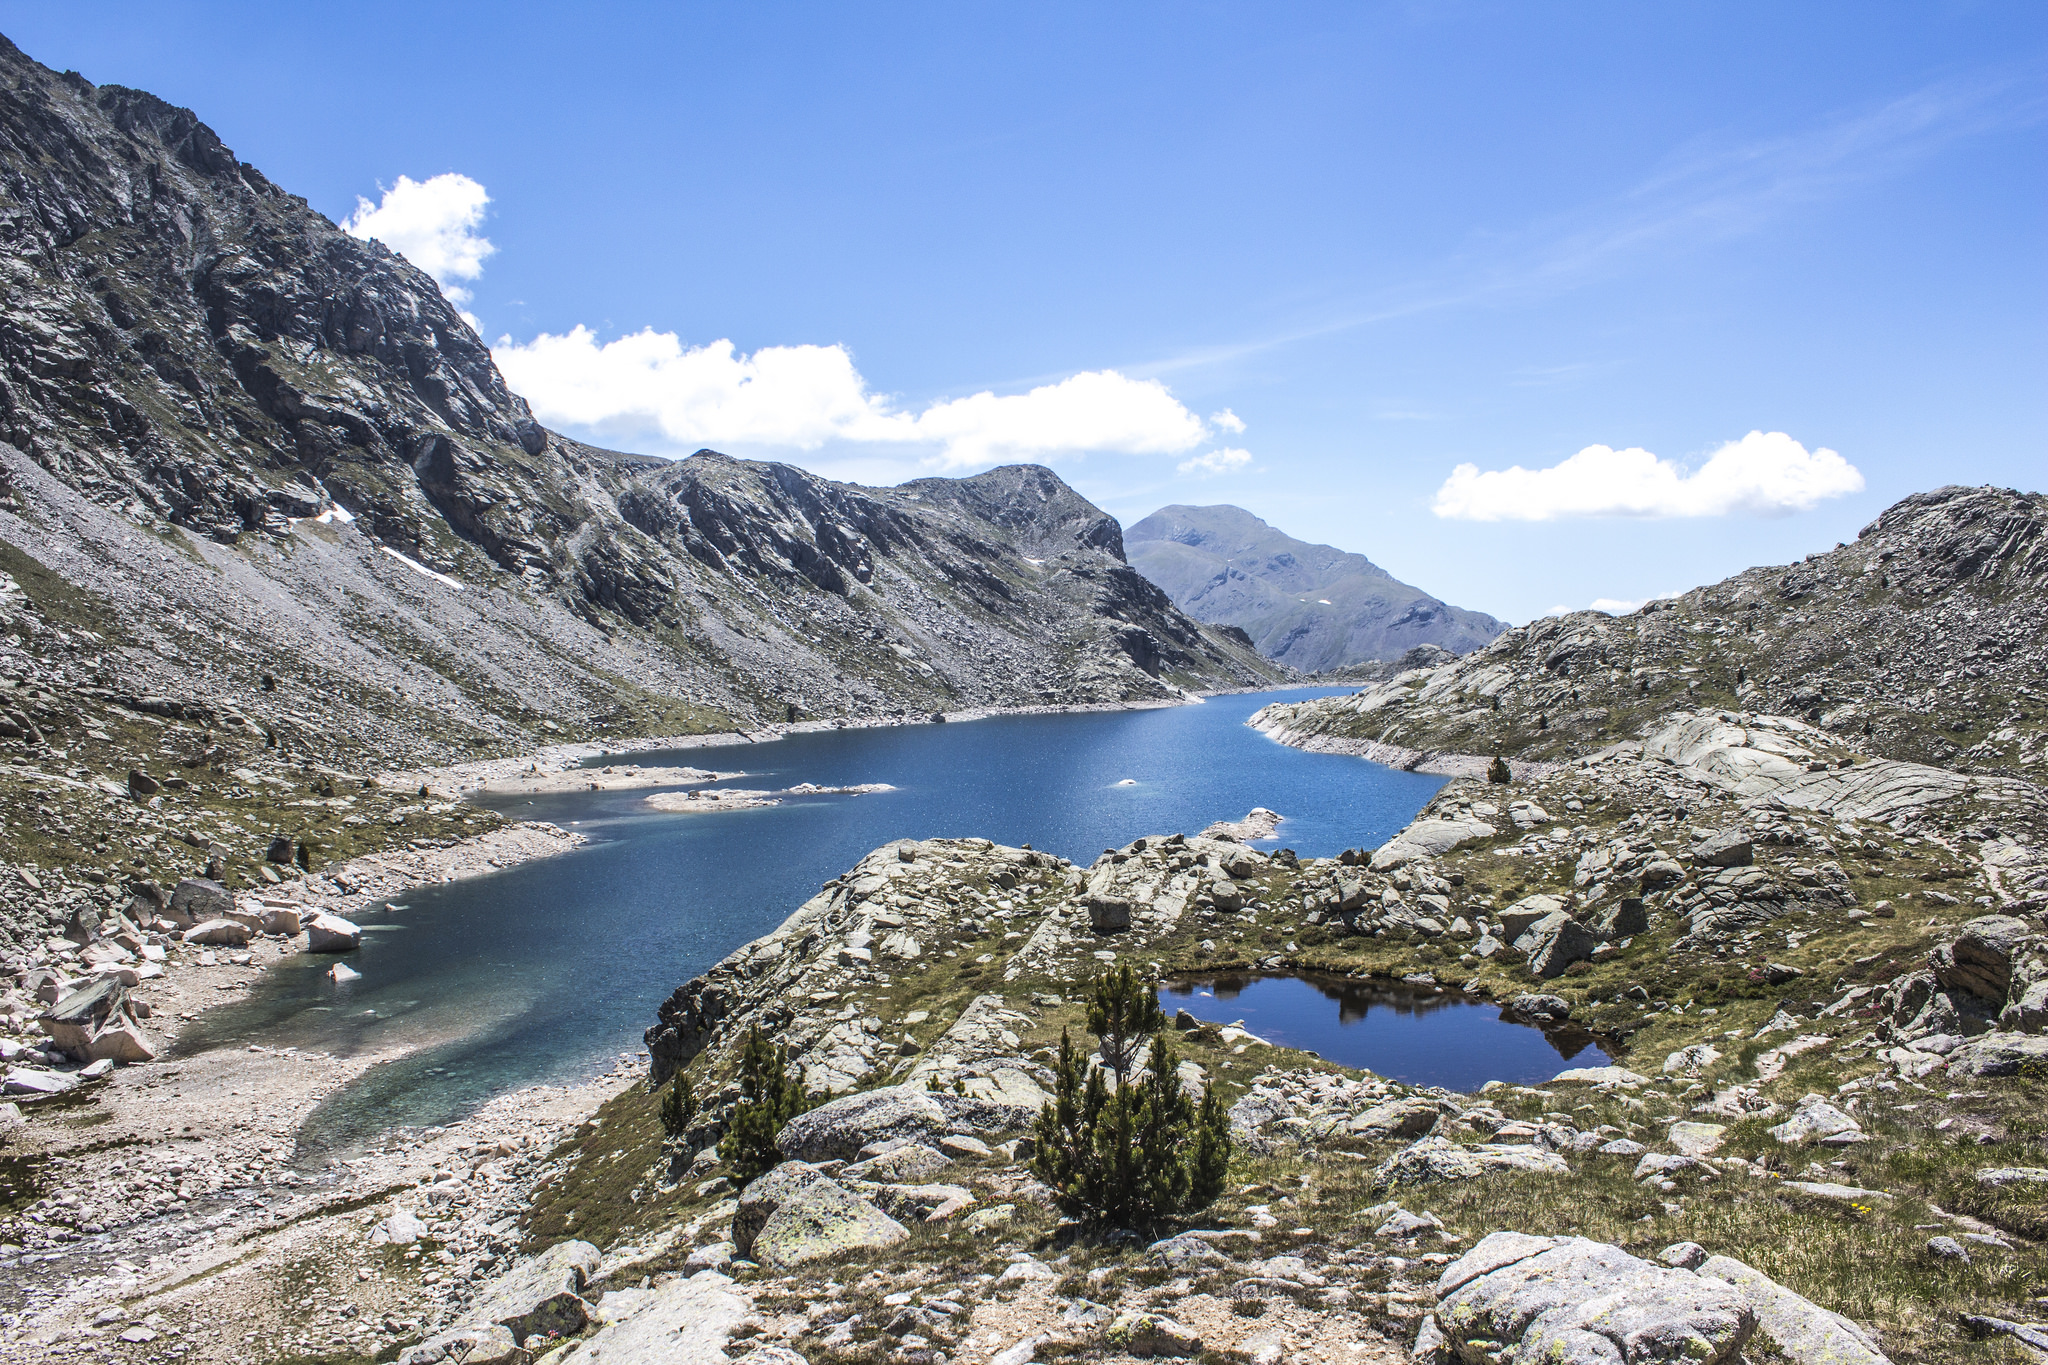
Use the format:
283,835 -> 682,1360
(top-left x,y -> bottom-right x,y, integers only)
1178,447 -> 1253,477
1132,65 -> 2045,377
1507,360 -> 1620,389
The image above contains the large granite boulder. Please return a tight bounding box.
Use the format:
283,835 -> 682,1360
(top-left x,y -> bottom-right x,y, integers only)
39,978 -> 160,1063
1416,1232 -> 1755,1365
396,1324 -> 522,1365
1696,1255 -> 1890,1365
1371,818 -> 1496,872
182,919 -> 252,947
1373,1135 -> 1569,1187
467,1239 -> 601,1344
166,878 -> 233,927
1346,1097 -> 1441,1140
839,1142 -> 954,1183
1767,1094 -> 1862,1145
1690,830 -> 1754,868
1499,895 -> 1566,943
305,913 -> 364,952
775,1084 -> 1033,1163
735,1162 -> 908,1268
732,1162 -> 835,1258
1524,915 -> 1598,979
1945,1031 -> 2048,1078
1933,916 -> 2037,1005
552,1270 -> 750,1365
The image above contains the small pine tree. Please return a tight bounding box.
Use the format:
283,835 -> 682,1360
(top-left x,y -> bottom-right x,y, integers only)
659,1072 -> 697,1141
1086,961 -> 1165,1080
719,1027 -> 810,1184
1032,976 -> 1231,1225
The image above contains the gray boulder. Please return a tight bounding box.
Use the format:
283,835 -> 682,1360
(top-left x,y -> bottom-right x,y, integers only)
1084,895 -> 1133,932
1508,994 -> 1571,1023
305,913 -> 363,952
1695,1254 -> 1889,1365
2000,979 -> 2048,1033
1373,1135 -> 1569,1187
776,1085 -> 1034,1163
552,1270 -> 750,1365
747,1173 -> 908,1269
166,878 -> 232,927
1767,1095 -> 1861,1145
182,919 -> 252,947
397,1324 -> 522,1365
732,1162 -> 835,1258
1945,1031 -> 2048,1078
1346,1096 -> 1441,1140
839,1142 -> 953,1183
1105,1312 -> 1202,1357
467,1239 -> 601,1344
1589,897 -> 1649,939
1416,1232 -> 1755,1365
1371,818 -> 1496,871
1927,1236 -> 1970,1264
1691,831 -> 1754,868
1500,894 -> 1566,942
1933,915 -> 2036,1005
1150,1233 -> 1232,1270
1524,914 -> 1598,979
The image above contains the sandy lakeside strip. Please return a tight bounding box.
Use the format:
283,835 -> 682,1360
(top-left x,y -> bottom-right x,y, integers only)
389,695 -> 1206,798
0,819 -> 611,1355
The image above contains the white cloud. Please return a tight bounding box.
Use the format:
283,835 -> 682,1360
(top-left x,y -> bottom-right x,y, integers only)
1431,430 -> 1863,521
342,173 -> 495,301
1209,408 -> 1246,434
911,370 -> 1208,467
493,324 -> 1224,468
1177,447 -> 1253,477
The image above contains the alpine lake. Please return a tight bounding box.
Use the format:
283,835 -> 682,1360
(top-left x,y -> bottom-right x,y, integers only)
176,689 -> 1605,1151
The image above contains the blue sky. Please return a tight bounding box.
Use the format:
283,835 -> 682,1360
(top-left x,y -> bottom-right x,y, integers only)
10,3 -> 2043,622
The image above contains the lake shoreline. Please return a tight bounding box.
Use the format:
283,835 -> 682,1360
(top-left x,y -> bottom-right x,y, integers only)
389,688 -> 1299,798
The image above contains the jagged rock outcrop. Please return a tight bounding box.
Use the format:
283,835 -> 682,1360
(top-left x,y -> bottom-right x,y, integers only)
1250,486 -> 2047,779
1126,504 -> 1502,671
0,34 -> 1279,785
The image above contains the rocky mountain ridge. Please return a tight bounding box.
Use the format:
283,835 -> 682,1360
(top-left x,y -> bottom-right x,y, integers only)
1249,485 -> 2047,781
1125,504 -> 1504,671
0,33 -> 1278,784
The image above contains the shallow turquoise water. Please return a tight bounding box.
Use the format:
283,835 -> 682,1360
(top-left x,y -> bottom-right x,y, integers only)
181,688 -> 1457,1149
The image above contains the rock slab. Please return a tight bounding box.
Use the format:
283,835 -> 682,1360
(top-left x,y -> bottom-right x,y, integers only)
1418,1231 -> 1755,1365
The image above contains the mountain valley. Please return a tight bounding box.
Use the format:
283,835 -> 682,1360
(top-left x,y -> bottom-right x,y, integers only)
0,27 -> 2045,1365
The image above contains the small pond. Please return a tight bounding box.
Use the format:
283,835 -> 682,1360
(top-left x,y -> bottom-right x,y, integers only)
1160,973 -> 1611,1092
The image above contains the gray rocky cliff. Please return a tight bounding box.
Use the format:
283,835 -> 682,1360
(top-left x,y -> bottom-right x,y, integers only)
1251,485 -> 2047,780
0,35 -> 1281,770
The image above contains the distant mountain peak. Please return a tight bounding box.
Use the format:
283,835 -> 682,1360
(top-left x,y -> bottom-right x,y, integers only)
1126,504 -> 1502,671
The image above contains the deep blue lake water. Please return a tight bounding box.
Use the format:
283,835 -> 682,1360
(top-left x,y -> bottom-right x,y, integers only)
1161,973 -> 1611,1090
183,688 -> 1460,1148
